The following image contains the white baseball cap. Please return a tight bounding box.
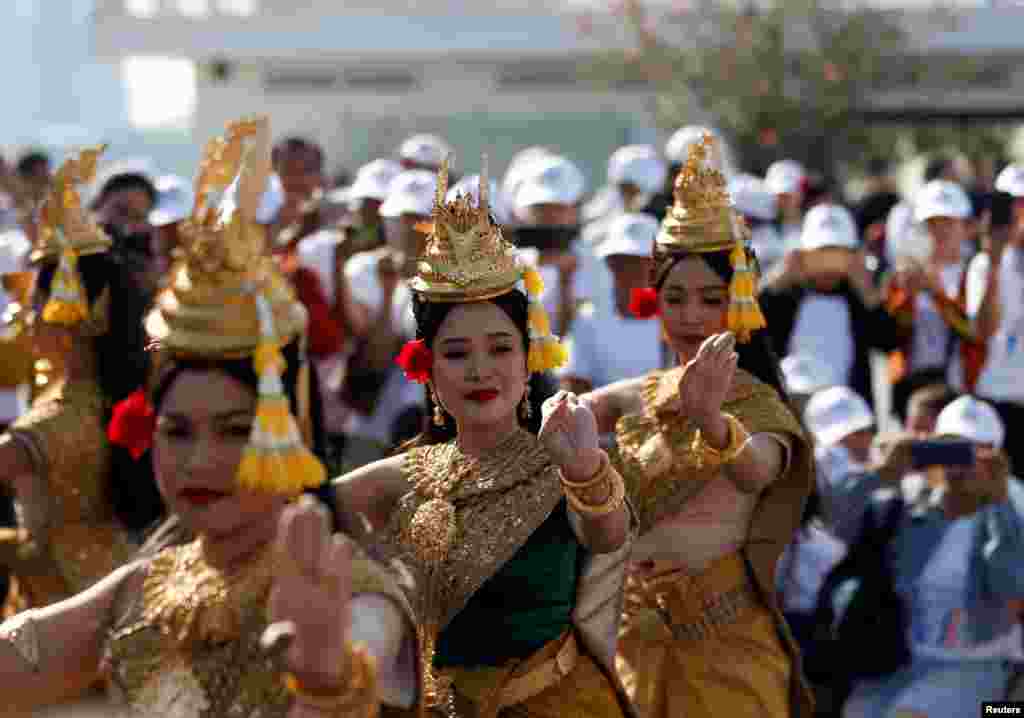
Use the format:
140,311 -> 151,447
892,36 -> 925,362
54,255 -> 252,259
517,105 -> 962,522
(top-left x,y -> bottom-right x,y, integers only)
514,156 -> 586,211
934,395 -> 1005,449
581,185 -> 624,224
379,170 -> 437,218
398,134 -> 451,169
149,174 -> 194,227
348,159 -> 402,203
446,174 -> 511,225
804,386 -> 876,447
781,354 -> 841,396
502,146 -> 555,208
597,213 -> 658,261
913,180 -> 972,222
607,145 -> 667,196
800,204 -> 859,251
765,160 -> 806,196
665,126 -> 735,177
729,174 -> 777,221
221,172 -> 285,225
995,164 -> 1024,198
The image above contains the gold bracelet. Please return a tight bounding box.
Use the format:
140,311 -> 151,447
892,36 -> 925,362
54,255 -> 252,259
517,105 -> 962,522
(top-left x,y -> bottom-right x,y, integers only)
559,450 -> 611,490
284,641 -> 379,718
564,465 -> 626,517
687,413 -> 750,470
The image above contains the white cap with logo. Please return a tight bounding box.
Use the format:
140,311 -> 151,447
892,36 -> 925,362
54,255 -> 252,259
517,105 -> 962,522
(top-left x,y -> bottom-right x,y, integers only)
348,158 -> 402,203
149,174 -> 195,227
514,156 -> 587,211
913,180 -> 972,223
607,145 -> 668,196
934,395 -> 1005,449
597,213 -> 658,261
995,164 -> 1024,198
804,386 -> 876,447
800,204 -> 859,251
729,174 -> 777,221
765,160 -> 806,196
379,170 -> 437,218
781,354 -> 841,396
398,134 -> 452,169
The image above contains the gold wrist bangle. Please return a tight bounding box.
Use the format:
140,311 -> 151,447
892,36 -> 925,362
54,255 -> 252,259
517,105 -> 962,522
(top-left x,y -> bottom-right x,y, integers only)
284,641 -> 379,718
559,451 -> 611,490
688,413 -> 749,470
564,466 -> 626,517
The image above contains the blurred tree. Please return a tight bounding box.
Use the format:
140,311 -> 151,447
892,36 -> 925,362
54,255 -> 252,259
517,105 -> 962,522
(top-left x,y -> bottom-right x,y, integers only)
585,0 -> 1009,179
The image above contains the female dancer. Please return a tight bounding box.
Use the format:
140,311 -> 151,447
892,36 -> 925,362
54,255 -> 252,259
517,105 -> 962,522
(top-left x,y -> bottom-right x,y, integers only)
585,136 -> 815,717
0,146 -> 163,610
331,159 -> 635,718
0,117 -> 416,716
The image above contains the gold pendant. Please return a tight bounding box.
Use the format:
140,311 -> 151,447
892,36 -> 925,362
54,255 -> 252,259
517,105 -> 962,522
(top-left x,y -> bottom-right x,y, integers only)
409,497 -> 457,567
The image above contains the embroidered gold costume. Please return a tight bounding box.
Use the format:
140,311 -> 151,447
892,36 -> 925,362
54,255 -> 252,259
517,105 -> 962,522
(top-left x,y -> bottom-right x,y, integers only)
2,147 -> 134,611
380,160 -> 634,718
104,538 -> 406,717
99,117 -> 412,717
611,135 -> 814,718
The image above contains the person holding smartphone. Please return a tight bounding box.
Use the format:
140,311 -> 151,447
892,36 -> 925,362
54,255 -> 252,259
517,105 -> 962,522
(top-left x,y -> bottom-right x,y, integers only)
819,395 -> 1024,718
759,204 -> 906,409
967,172 -> 1024,475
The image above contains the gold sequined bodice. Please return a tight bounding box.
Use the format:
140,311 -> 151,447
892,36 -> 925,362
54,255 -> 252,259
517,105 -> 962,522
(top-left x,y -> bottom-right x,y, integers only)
103,540 -> 290,718
7,377 -> 136,607
613,368 -> 797,534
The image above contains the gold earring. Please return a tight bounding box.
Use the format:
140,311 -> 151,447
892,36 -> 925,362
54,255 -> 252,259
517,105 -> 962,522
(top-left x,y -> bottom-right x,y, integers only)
430,385 -> 445,427
520,384 -> 532,421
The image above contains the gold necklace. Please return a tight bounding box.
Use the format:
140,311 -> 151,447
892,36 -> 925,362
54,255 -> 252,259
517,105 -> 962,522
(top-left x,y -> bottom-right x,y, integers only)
407,428 -> 533,568
142,539 -> 274,647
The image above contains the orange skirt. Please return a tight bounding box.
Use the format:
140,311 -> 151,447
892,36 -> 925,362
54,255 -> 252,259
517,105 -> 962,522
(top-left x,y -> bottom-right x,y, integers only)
616,552 -> 793,718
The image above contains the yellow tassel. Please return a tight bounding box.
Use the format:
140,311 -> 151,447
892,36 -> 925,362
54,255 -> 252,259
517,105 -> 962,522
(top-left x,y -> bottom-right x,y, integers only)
528,337 -> 569,373
41,299 -> 89,326
528,342 -> 544,374
528,302 -> 550,337
523,267 -> 545,297
254,341 -> 286,375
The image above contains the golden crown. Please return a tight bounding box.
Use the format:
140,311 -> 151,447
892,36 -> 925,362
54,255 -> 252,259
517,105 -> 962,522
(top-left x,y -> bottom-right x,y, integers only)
410,156 -> 523,302
657,134 -> 739,254
147,118 -> 305,358
30,145 -> 112,264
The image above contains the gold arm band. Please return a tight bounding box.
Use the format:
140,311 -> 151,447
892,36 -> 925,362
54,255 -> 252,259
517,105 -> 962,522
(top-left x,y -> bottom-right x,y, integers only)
284,641 -> 379,718
686,413 -> 749,470
1,609 -> 42,673
563,462 -> 627,518
559,450 -> 612,490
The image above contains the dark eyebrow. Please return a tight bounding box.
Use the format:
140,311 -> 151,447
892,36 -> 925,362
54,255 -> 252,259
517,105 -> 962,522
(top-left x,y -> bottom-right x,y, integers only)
663,283 -> 728,293
161,409 -> 254,422
439,332 -> 516,345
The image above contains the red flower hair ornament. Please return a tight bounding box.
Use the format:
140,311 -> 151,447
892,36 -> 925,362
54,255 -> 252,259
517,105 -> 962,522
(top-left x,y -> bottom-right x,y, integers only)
629,287 -> 660,319
395,339 -> 433,383
107,389 -> 156,460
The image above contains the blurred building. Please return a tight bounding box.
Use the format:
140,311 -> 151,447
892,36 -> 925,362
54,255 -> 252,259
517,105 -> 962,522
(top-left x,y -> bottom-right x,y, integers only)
92,0 -> 667,183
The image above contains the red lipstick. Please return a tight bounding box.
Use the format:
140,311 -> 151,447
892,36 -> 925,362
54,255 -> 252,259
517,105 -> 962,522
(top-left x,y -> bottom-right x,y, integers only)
180,488 -> 230,506
466,389 -> 499,402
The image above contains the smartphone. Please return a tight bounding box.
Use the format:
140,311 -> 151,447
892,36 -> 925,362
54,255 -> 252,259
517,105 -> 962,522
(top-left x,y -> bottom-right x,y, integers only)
990,191 -> 1013,230
510,225 -> 579,253
909,439 -> 975,470
806,247 -> 854,275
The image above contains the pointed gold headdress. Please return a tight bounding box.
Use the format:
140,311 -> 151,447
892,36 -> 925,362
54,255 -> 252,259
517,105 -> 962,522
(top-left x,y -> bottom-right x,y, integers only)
410,157 -> 567,372
146,117 -> 325,495
657,134 -> 766,342
29,145 -> 113,327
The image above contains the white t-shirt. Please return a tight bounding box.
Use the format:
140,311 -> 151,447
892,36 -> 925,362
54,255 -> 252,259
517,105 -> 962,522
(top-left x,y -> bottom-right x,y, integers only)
910,263 -> 964,373
342,248 -> 420,444
560,305 -> 664,390
966,246 -> 1024,404
788,294 -> 854,385
297,228 -> 340,305
777,522 -> 847,614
